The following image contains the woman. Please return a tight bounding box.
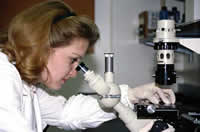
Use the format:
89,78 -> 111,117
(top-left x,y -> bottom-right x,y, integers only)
0,0 -> 175,132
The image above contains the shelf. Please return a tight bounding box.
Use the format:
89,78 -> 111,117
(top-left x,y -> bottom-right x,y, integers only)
176,19 -> 200,38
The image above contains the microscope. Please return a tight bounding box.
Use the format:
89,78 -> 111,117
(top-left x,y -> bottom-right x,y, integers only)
135,19 -> 180,131
77,53 -> 153,132
135,19 -> 200,132
76,20 -> 200,131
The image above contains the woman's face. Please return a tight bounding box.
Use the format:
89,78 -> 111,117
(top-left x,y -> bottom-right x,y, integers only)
41,38 -> 89,90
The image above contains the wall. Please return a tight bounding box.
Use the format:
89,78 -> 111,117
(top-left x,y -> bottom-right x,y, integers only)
111,0 -> 160,87
185,0 -> 200,22
0,0 -> 94,29
0,0 -> 42,29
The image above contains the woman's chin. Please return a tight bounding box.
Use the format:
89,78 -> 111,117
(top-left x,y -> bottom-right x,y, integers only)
47,84 -> 62,91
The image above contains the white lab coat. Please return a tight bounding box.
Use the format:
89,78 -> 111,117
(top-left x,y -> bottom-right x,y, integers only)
0,51 -> 132,132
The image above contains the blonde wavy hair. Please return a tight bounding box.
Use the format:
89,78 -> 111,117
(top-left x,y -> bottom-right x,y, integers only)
0,0 -> 99,85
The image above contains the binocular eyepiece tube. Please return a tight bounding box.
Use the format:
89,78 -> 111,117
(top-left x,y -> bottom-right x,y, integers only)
76,62 -> 89,73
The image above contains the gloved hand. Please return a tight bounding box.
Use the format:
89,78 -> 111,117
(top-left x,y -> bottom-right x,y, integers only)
128,83 -> 175,105
139,120 -> 175,132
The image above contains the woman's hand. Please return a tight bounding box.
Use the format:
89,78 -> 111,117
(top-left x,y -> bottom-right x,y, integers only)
128,83 -> 175,105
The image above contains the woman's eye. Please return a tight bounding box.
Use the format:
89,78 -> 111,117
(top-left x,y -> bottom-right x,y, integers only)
71,58 -> 78,64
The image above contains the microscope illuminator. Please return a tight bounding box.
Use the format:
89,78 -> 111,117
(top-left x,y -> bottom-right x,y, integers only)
153,20 -> 179,86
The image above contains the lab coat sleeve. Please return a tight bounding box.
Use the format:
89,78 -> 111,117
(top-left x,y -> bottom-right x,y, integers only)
0,62 -> 34,132
37,85 -> 132,130
37,88 -> 116,130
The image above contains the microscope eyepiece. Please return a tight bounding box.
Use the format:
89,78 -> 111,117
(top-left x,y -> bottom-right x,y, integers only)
76,62 -> 89,73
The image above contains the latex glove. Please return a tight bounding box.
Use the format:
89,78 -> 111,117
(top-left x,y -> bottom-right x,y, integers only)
139,120 -> 175,132
128,83 -> 176,105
